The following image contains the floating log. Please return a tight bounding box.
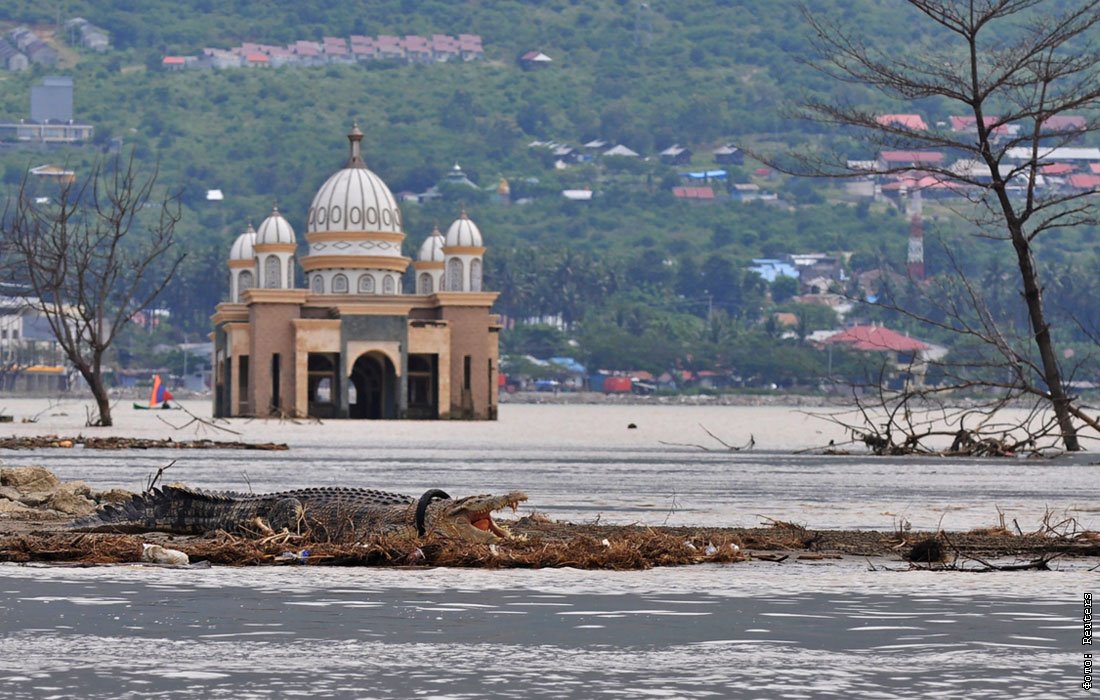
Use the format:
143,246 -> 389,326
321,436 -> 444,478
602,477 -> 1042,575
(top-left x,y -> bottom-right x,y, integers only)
0,435 -> 288,451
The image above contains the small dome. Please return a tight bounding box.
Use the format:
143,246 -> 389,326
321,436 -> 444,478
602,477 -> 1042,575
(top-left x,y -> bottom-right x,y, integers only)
307,125 -> 403,235
230,224 -> 257,260
418,225 -> 446,262
445,210 -> 482,247
256,205 -> 296,245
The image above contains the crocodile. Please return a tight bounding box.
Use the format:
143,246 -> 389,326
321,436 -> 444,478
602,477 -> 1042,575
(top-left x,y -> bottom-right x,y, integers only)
67,485 -> 528,543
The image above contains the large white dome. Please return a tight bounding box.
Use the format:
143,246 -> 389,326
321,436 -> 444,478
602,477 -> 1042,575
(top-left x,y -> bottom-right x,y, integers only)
230,224 -> 257,260
418,225 -> 445,262
256,206 -> 296,245
307,125 -> 403,235
445,211 -> 482,247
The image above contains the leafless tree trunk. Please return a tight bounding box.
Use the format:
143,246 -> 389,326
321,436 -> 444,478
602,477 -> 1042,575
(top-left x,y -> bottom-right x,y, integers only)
0,153 -> 184,426
794,0 -> 1100,450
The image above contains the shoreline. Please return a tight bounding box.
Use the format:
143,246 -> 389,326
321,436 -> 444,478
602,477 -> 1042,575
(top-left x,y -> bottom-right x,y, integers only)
500,390 -> 843,407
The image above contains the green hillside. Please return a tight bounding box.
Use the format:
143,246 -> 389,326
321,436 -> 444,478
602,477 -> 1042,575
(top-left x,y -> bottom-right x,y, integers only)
0,1 -> 1097,381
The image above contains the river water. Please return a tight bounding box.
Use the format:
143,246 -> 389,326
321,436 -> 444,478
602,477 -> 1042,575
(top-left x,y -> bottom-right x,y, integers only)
0,399 -> 1095,698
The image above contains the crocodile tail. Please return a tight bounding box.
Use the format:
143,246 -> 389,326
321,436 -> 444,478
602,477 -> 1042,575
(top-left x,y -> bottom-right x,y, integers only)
67,485 -> 239,534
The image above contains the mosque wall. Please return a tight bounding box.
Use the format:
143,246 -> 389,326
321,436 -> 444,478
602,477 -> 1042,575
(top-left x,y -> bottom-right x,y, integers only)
439,304 -> 498,419
247,301 -> 301,416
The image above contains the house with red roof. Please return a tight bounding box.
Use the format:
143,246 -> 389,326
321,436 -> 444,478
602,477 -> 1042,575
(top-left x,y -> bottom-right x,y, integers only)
1067,174 -> 1100,191
948,115 -> 1016,138
825,324 -> 931,377
457,34 -> 484,61
672,186 -> 715,202
375,35 -> 405,60
1042,115 -> 1087,132
322,37 -> 353,63
431,34 -> 459,61
350,36 -> 376,60
877,114 -> 928,131
404,35 -> 432,63
878,151 -> 945,170
1040,163 -> 1076,176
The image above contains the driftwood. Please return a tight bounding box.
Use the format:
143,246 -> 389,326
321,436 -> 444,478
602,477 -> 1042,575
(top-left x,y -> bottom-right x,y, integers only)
156,402 -> 241,436
659,424 -> 754,451
144,460 -> 176,492
804,365 -> 1074,457
0,435 -> 288,450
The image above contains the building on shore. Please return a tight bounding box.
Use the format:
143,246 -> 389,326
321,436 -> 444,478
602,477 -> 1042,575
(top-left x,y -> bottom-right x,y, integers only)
211,125 -> 500,420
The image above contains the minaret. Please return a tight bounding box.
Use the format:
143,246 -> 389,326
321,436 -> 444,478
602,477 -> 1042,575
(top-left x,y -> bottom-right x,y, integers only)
443,208 -> 485,292
414,224 -> 446,294
346,122 -> 366,168
906,187 -> 924,280
254,204 -> 297,289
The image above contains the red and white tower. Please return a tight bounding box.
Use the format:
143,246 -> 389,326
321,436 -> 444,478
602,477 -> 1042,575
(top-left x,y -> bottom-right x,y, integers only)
906,187 -> 925,280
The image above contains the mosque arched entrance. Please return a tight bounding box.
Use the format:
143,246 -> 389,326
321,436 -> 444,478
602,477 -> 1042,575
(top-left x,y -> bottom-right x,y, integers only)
349,352 -> 397,419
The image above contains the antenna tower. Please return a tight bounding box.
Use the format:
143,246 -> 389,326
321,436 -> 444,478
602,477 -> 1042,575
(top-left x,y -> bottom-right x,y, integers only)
906,187 -> 925,280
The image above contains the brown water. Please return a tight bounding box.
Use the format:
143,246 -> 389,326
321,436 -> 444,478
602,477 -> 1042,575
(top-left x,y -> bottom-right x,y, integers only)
2,399 -> 1096,532
0,399 -> 1094,698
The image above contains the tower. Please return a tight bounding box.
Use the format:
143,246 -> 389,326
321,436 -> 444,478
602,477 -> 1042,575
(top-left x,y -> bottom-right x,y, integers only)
442,210 -> 485,292
906,187 -> 924,280
254,205 -> 297,289
227,223 -> 258,302
413,225 -> 446,294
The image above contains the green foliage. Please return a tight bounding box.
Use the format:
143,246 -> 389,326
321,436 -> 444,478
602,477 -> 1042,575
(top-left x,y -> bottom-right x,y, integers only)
501,324 -> 571,357
0,1 -> 1096,382
771,276 -> 799,303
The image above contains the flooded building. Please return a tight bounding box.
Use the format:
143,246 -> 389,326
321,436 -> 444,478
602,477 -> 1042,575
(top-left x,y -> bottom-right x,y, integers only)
211,126 -> 499,420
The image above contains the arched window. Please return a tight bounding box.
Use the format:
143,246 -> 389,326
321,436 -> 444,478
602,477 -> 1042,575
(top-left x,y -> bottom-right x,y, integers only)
470,259 -> 483,292
264,255 -> 281,288
446,258 -> 464,291
332,273 -> 349,294
358,274 -> 375,293
417,272 -> 433,294
383,274 -> 395,295
311,274 -> 324,294
287,258 -> 295,288
237,270 -> 254,302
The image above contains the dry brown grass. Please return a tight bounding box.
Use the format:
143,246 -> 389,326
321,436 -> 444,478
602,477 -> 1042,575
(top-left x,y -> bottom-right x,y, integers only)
3,514 -> 1099,570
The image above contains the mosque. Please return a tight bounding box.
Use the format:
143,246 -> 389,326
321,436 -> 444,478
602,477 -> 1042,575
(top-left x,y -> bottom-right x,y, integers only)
211,125 -> 500,420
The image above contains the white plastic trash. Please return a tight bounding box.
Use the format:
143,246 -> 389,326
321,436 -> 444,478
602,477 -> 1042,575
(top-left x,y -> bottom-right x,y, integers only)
140,543 -> 190,566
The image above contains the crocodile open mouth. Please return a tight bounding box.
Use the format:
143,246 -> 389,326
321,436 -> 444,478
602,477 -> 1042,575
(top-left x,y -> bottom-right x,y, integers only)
462,492 -> 527,539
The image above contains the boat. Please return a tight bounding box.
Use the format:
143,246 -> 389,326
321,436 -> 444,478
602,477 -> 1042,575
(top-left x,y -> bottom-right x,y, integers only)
134,374 -> 179,410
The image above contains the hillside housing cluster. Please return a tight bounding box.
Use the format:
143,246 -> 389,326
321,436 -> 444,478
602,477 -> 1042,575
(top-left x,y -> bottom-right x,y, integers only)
528,138 -> 772,203
0,26 -> 58,71
163,33 -> 484,70
0,19 -> 109,72
852,113 -> 1100,199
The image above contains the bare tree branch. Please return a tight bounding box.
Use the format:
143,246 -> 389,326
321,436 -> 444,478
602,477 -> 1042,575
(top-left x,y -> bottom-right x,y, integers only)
1,152 -> 185,426
784,0 -> 1100,450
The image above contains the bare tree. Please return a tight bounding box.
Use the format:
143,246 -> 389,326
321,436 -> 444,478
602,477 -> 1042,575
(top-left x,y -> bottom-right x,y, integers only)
1,153 -> 185,426
794,0 -> 1100,450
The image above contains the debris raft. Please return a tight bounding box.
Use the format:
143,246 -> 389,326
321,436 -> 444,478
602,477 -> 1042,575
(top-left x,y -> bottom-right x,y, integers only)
2,468 -> 1099,570
0,435 -> 288,451
0,528 -> 746,570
